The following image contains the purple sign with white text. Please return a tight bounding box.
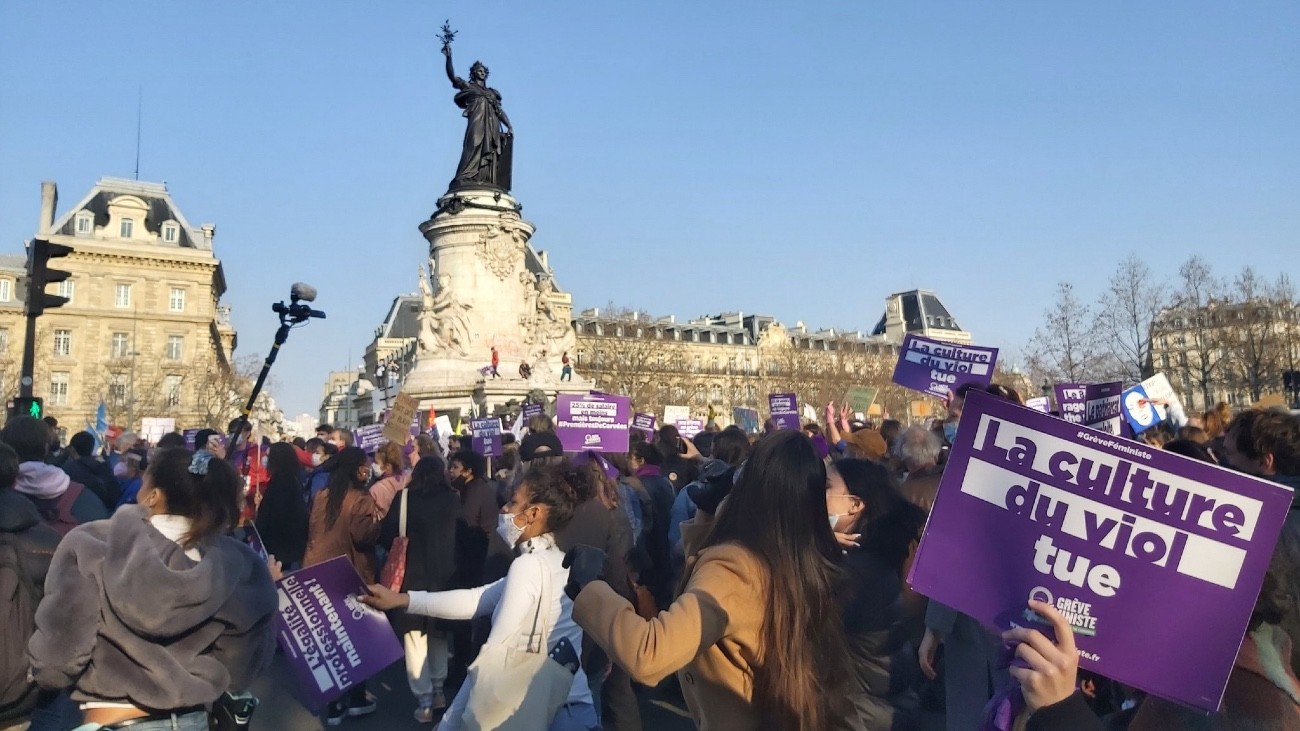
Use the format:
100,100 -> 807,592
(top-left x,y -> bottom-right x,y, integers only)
1055,382 -> 1125,436
891,334 -> 999,399
907,391 -> 1293,712
631,413 -> 656,442
522,403 -> 544,419
675,419 -> 703,439
470,417 -> 503,457
556,393 -> 631,453
767,393 -> 800,430
353,424 -> 385,454
182,428 -> 201,450
274,557 -> 404,712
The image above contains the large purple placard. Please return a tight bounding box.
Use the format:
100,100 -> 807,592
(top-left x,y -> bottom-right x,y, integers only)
470,417 -> 503,457
907,391 -> 1293,712
1055,382 -> 1125,436
274,557 -> 404,712
767,393 -> 800,430
556,393 -> 631,453
891,334 -> 999,399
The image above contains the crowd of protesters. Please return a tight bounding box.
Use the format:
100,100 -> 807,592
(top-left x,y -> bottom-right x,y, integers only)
2,388 -> 1299,731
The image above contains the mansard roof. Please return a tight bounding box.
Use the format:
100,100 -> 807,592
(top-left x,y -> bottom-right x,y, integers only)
49,177 -> 204,249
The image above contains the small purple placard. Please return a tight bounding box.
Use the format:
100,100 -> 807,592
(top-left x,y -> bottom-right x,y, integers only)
907,390 -> 1293,712
353,424 -> 385,454
470,417 -> 504,457
891,334 -> 999,399
767,393 -> 800,430
274,557 -> 404,712
1055,382 -> 1125,436
556,393 -> 631,453
631,413 -> 657,441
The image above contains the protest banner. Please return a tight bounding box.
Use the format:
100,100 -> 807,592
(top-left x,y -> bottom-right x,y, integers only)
383,392 -> 418,444
432,415 -> 453,454
768,393 -> 800,430
139,417 -> 176,445
662,405 -> 690,427
182,428 -> 201,450
1056,382 -> 1125,436
470,416 -> 504,457
1025,396 -> 1050,413
631,413 -> 657,441
522,403 -> 544,420
732,407 -> 760,434
675,419 -> 704,439
556,393 -> 631,453
891,334 -> 999,399
274,557 -> 404,712
847,386 -> 878,414
353,424 -> 385,453
907,390 -> 1293,712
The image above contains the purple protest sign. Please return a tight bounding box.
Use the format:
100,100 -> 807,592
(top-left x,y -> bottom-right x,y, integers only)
631,413 -> 656,441
907,390 -> 1293,712
182,428 -> 201,450
1055,382 -> 1125,436
470,417 -> 504,457
675,419 -> 703,439
522,403 -> 544,419
353,424 -> 385,454
767,393 -> 800,430
556,393 -> 631,453
274,557 -> 404,712
891,334 -> 999,399
241,524 -> 269,562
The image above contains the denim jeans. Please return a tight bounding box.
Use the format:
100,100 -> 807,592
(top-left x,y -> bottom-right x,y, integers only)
27,690 -> 77,731
71,710 -> 208,731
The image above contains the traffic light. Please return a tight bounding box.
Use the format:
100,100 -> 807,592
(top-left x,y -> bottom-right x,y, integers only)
10,396 -> 42,420
26,238 -> 72,317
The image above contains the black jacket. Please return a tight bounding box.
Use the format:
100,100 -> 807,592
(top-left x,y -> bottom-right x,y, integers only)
0,489 -> 61,723
379,485 -> 459,634
61,456 -> 119,513
254,474 -> 309,566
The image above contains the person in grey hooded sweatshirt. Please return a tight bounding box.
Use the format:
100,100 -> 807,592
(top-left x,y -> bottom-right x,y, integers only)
2,417 -> 107,534
28,447 -> 277,730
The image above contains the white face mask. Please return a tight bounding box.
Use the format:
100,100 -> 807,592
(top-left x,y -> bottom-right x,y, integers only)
828,513 -> 843,531
497,513 -> 525,546
311,453 -> 323,467
371,464 -> 384,480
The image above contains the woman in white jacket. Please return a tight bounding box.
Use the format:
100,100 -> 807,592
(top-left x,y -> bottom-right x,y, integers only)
363,460 -> 598,730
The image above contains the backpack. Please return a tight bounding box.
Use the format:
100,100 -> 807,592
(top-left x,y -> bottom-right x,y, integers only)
0,534 -> 42,722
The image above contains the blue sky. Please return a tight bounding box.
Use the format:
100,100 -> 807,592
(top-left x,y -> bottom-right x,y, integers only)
2,2 -> 1297,418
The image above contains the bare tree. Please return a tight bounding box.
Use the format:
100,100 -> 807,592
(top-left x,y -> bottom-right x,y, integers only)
1094,254 -> 1164,383
1217,267 -> 1284,402
1025,282 -> 1104,383
1169,256 -> 1227,410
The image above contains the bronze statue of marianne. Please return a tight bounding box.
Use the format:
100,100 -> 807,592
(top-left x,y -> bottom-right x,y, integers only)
440,23 -> 513,192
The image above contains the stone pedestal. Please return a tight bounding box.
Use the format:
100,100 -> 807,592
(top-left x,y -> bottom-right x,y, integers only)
403,187 -> 593,415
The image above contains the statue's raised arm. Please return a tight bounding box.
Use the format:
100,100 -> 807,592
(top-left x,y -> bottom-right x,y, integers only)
442,43 -> 465,89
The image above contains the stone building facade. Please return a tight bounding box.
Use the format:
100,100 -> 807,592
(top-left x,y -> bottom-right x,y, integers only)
0,178 -> 238,432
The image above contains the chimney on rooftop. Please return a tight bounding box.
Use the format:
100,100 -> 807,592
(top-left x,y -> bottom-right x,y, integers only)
200,224 -> 215,249
39,181 -> 57,235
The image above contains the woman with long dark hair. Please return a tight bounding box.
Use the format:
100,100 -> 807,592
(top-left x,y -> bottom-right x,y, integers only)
254,442 -> 309,568
828,458 -> 929,729
302,446 -> 382,724
568,429 -> 853,730
379,456 -> 460,723
29,448 -> 277,730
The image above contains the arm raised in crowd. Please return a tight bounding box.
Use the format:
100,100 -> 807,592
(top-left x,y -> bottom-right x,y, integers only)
1011,600 -> 1104,731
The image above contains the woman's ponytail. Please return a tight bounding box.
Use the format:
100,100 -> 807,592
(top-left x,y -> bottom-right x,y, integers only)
146,447 -> 243,548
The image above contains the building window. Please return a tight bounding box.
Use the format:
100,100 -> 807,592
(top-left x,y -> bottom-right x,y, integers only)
0,328 -> 8,352
111,332 -> 130,359
114,284 -> 131,308
57,279 -> 74,302
120,218 -> 134,238
75,212 -> 93,235
162,223 -> 178,243
53,329 -> 71,357
109,374 -> 128,406
49,372 -> 69,406
164,375 -> 182,407
166,335 -> 183,360
0,279 -> 10,303
169,288 -> 185,312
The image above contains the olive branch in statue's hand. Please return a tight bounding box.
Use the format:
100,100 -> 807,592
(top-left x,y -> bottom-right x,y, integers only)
438,20 -> 457,53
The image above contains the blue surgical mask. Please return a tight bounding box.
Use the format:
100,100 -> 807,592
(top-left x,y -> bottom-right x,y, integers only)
943,422 -> 958,444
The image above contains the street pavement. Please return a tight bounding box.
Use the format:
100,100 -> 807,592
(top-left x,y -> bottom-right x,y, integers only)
249,653 -> 695,730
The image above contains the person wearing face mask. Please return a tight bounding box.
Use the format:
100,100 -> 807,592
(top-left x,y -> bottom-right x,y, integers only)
362,461 -> 599,731
302,447 -> 382,726
826,458 -> 929,729
368,441 -> 411,519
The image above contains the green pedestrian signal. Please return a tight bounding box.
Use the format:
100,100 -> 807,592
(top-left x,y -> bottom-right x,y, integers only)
11,396 -> 43,420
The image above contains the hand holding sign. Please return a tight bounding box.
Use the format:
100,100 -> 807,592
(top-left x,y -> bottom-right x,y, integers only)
1004,600 -> 1080,714
359,584 -> 409,611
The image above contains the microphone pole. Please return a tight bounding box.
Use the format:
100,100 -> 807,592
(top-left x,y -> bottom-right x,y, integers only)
228,286 -> 326,445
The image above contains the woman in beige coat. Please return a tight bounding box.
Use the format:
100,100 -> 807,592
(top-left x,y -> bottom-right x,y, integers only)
570,430 -> 854,731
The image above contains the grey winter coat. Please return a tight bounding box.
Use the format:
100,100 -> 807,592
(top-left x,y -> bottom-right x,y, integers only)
28,506 -> 277,709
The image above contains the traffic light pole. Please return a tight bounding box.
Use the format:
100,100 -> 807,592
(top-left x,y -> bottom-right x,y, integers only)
19,309 -> 36,398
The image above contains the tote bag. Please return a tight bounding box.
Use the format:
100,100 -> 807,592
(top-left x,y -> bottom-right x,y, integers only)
379,490 -> 409,592
462,552 -> 574,731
